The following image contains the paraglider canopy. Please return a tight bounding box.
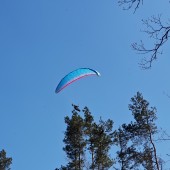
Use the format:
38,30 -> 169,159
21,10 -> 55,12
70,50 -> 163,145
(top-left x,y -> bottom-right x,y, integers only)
55,68 -> 100,93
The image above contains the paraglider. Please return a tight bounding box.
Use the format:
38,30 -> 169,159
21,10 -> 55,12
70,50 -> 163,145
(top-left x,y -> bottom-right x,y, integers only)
72,104 -> 81,112
55,68 -> 100,93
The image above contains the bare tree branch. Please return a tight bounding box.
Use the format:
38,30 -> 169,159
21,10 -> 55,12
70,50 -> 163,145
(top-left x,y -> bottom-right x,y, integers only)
132,15 -> 170,69
154,129 -> 170,142
118,0 -> 143,13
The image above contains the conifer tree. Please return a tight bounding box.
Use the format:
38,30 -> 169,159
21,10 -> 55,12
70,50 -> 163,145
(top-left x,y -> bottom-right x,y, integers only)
83,106 -> 95,169
93,118 -> 114,170
57,105 -> 115,170
83,107 -> 114,170
0,149 -> 12,170
63,107 -> 86,170
129,92 -> 159,170
115,92 -> 160,170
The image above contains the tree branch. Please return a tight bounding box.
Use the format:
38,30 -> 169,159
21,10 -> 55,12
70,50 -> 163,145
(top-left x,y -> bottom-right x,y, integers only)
118,0 -> 143,13
132,15 -> 170,69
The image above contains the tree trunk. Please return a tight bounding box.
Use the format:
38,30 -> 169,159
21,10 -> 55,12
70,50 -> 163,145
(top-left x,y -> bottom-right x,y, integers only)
147,118 -> 160,170
91,149 -> 94,170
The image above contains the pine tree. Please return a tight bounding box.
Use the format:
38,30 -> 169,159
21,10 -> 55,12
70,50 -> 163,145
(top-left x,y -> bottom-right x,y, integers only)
0,149 -> 12,170
83,107 -> 115,170
83,106 -> 95,169
114,126 -> 135,170
57,105 -> 115,170
129,92 -> 159,170
115,92 -> 160,170
93,118 -> 114,170
63,107 -> 86,170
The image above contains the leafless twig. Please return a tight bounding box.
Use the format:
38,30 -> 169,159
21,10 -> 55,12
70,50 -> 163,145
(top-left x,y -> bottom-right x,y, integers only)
154,129 -> 170,142
118,0 -> 143,13
132,15 -> 170,69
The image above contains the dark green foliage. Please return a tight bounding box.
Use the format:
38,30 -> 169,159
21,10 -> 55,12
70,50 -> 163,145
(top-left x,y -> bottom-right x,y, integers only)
115,92 -> 160,170
83,107 -> 114,170
63,108 -> 86,170
55,165 -> 69,170
92,119 -> 114,170
129,92 -> 157,136
83,107 -> 95,169
57,92 -> 162,170
0,149 -> 12,170
58,105 -> 115,170
129,92 -> 159,169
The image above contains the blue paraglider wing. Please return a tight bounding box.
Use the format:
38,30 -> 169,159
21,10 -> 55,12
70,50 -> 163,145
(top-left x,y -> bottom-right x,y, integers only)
55,68 -> 100,93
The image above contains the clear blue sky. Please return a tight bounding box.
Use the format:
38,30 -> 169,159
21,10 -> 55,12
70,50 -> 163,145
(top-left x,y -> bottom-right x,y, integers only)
0,0 -> 170,169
